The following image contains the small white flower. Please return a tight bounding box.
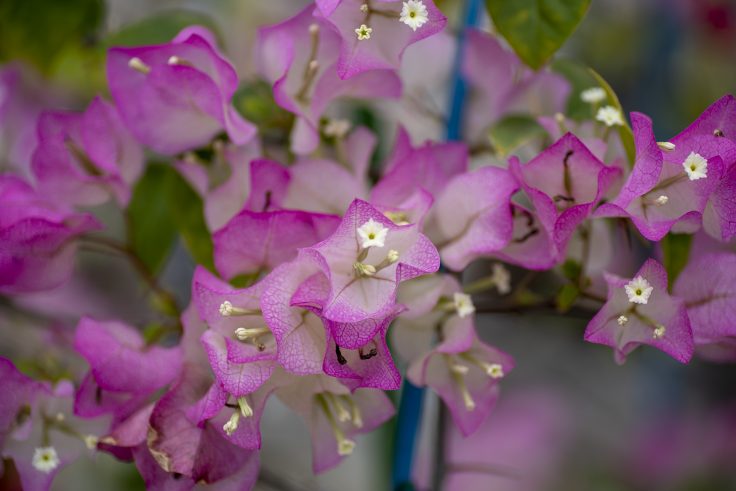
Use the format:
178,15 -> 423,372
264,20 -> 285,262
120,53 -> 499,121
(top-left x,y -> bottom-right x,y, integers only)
617,315 -> 629,326
624,276 -> 653,305
400,0 -> 429,31
32,447 -> 60,473
580,87 -> 606,104
486,363 -> 504,379
655,195 -> 669,206
357,218 -> 388,248
682,151 -> 708,181
355,24 -> 373,40
453,292 -> 475,318
595,106 -> 624,127
490,263 -> 511,295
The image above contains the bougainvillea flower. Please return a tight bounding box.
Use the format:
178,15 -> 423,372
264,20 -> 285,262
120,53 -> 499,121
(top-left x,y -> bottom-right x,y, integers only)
0,176 -> 100,294
584,259 -> 693,364
511,133 -> 621,261
257,5 -> 402,154
673,252 -> 736,349
595,113 -> 725,241
282,158 -> 369,215
322,306 -> 403,390
192,267 -> 278,397
213,208 -> 340,280
407,315 -> 514,436
276,374 -> 394,473
462,29 -> 569,142
703,166 -> 736,241
107,26 -> 255,155
31,97 -> 143,207
313,0 -> 447,80
1,364 -> 105,491
371,126 -> 467,210
295,199 -> 439,323
492,203 -> 556,271
73,317 -> 182,428
426,166 -> 519,271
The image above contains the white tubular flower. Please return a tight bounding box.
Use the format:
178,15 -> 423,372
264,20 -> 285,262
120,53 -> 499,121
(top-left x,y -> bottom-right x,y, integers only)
453,292 -> 476,318
580,87 -> 606,104
323,118 -> 351,138
400,1 -> 429,31
355,24 -> 373,40
127,57 -> 151,74
491,263 -> 511,295
655,195 -> 669,206
653,325 -> 666,339
624,276 -> 653,305
32,447 -> 60,473
657,141 -> 675,152
595,106 -> 624,127
357,219 -> 388,248
617,315 -> 629,326
682,151 -> 708,181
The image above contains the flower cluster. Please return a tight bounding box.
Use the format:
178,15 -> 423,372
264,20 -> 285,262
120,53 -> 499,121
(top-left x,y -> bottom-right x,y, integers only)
0,1 -> 735,490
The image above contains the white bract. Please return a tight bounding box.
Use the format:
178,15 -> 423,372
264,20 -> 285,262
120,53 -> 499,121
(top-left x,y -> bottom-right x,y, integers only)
400,1 -> 429,31
624,276 -> 653,305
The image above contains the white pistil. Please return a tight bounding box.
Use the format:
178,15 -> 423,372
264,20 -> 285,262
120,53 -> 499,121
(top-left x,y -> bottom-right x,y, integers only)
682,151 -> 708,181
128,57 -> 151,74
32,447 -> 60,473
453,292 -> 475,318
655,195 -> 669,206
657,141 -> 675,152
653,324 -> 666,339
219,301 -> 260,317
355,24 -> 373,40
237,396 -> 253,418
324,118 -> 352,138
357,218 -> 388,248
223,412 -> 240,436
400,0 -> 429,31
84,435 -> 99,450
383,210 -> 410,225
617,315 -> 629,326
490,263 -> 511,295
234,326 -> 270,342
580,87 -> 606,104
624,276 -> 653,305
595,105 -> 624,127
353,262 -> 376,277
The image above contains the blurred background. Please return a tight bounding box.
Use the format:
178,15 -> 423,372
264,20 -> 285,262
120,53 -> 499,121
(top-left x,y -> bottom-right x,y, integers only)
1,0 -> 735,490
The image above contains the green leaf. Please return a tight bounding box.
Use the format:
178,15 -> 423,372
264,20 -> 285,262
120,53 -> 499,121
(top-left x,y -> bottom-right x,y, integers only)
556,283 -> 580,313
0,0 -> 103,73
661,233 -> 693,291
127,165 -> 179,274
127,164 -> 214,273
103,10 -> 220,48
165,168 -> 215,272
588,68 -> 636,166
486,0 -> 591,70
561,259 -> 582,282
488,114 -> 548,157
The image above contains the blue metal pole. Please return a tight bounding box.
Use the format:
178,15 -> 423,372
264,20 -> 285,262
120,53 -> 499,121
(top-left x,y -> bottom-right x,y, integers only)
391,1 -> 484,489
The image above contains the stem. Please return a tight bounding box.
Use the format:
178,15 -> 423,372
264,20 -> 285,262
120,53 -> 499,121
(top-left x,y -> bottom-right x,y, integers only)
80,235 -> 181,319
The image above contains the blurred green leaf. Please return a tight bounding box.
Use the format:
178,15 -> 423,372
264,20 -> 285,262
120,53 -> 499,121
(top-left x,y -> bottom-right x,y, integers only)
489,114 -> 548,157
661,233 -> 693,291
486,0 -> 591,70
0,0 -> 103,73
588,68 -> 636,166
127,164 -> 179,273
556,283 -> 580,313
561,259 -> 582,282
103,10 -> 220,48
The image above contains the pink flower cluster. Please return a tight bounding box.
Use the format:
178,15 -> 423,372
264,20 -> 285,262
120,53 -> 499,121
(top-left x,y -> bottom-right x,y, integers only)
0,1 -> 735,490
